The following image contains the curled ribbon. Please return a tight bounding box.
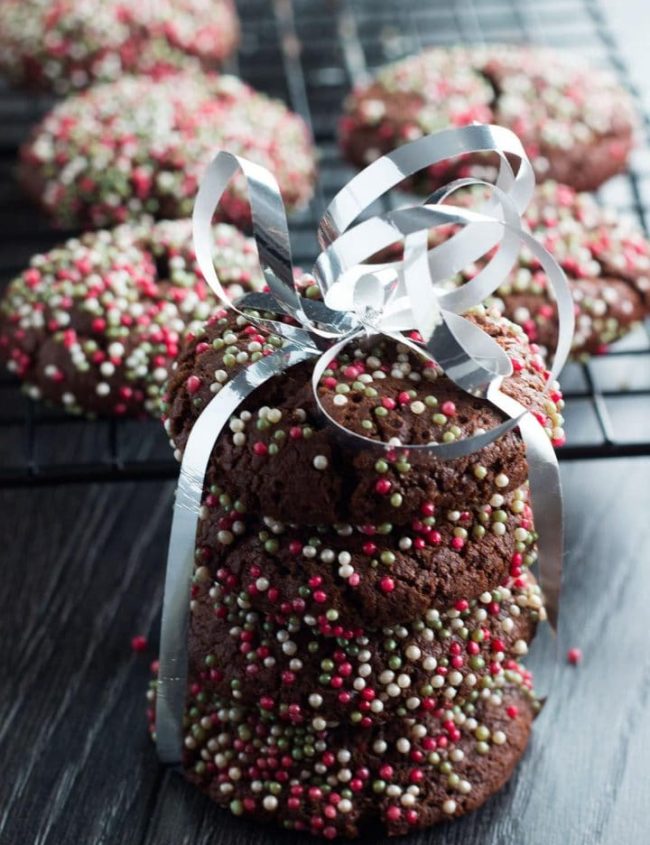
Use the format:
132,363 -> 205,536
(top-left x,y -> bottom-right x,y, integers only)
155,124 -> 574,764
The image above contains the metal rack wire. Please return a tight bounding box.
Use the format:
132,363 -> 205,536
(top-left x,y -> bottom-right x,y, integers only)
0,0 -> 648,486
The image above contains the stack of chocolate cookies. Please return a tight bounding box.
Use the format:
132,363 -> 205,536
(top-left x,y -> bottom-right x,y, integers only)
151,303 -> 564,837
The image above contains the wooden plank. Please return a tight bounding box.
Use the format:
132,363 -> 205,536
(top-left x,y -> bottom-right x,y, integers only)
0,480 -> 174,845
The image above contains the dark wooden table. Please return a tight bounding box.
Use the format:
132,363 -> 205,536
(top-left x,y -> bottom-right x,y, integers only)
2,459 -> 649,845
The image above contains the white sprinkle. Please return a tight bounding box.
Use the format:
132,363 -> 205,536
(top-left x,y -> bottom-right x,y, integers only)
405,645 -> 421,661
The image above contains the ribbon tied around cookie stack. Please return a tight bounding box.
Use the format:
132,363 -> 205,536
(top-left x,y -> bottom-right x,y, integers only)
156,123 -> 575,763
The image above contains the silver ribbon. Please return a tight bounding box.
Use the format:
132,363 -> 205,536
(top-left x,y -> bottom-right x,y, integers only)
156,125 -> 574,764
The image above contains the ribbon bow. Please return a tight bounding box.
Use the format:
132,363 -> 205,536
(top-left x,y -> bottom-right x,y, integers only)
156,124 -> 574,763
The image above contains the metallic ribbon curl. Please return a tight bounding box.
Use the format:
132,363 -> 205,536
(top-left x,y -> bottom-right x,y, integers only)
155,124 -> 574,764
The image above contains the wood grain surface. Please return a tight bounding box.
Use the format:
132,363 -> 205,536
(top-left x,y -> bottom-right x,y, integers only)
1,458 -> 649,845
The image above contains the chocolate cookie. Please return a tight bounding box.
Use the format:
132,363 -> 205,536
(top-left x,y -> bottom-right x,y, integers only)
0,0 -> 239,94
188,566 -> 543,726
419,182 -> 650,359
148,667 -> 538,837
0,221 -> 263,417
20,71 -> 317,229
340,45 -> 637,192
193,485 -> 537,630
164,309 -> 564,526
497,182 -> 650,357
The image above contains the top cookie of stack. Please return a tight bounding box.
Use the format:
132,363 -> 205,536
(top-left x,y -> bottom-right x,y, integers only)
164,306 -> 564,530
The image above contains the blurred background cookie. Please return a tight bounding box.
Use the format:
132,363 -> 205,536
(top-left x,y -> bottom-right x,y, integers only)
19,70 -> 317,229
382,182 -> 650,359
0,0 -> 240,94
340,44 -> 637,192
0,219 -> 263,417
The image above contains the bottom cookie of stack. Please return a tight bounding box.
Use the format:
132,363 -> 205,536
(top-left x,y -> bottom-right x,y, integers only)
148,664 -> 539,838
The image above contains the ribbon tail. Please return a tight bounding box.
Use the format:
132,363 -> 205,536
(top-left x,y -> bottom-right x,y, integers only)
490,388 -> 563,632
156,343 -> 318,764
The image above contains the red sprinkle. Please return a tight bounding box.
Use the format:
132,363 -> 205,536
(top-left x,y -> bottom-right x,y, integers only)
379,576 -> 395,593
131,635 -> 148,653
186,375 -> 201,395
375,479 -> 392,495
567,647 -> 582,665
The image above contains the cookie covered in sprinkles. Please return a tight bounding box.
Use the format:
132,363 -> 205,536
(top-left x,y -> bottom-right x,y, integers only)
0,0 -> 240,94
0,220 -> 263,417
147,664 -> 539,837
496,182 -> 650,357
340,45 -> 637,192
19,71 -> 317,229
194,484 -> 538,630
422,182 -> 650,359
189,566 -> 543,725
164,308 -> 565,526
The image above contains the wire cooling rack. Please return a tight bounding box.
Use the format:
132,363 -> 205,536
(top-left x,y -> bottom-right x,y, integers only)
0,0 -> 648,486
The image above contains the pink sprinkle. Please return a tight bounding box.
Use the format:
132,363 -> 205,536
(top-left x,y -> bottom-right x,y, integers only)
253,442 -> 268,456
567,647 -> 582,665
441,401 -> 456,416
